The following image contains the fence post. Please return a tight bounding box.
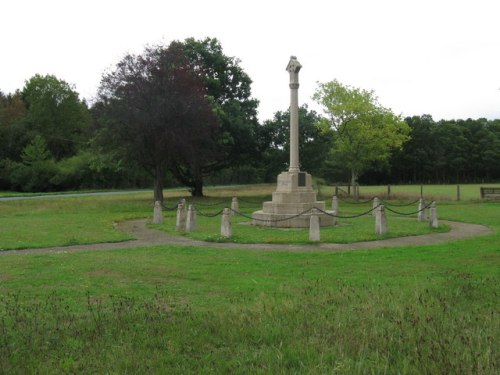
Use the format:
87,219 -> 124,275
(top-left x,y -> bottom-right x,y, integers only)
372,197 -> 380,217
429,202 -> 439,228
387,184 -> 391,199
176,202 -> 187,231
153,201 -> 163,224
221,208 -> 232,237
309,209 -> 320,242
420,185 -> 423,198
186,204 -> 196,232
335,185 -> 339,196
231,197 -> 239,215
418,198 -> 426,222
456,185 -> 461,201
332,195 -> 339,215
375,204 -> 387,235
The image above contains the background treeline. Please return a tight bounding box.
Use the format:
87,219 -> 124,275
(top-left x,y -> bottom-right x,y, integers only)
1,53 -> 499,193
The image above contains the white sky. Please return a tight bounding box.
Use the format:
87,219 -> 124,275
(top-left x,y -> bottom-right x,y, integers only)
1,0 -> 499,122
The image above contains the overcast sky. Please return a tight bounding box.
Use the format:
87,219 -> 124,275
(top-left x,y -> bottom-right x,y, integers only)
2,0 -> 499,122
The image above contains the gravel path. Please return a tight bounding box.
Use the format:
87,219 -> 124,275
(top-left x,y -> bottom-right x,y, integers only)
0,219 -> 493,256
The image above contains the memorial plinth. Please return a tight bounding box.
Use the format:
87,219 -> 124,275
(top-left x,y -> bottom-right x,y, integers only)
252,57 -> 334,228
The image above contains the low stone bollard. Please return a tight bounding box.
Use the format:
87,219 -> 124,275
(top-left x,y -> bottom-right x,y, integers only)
221,208 -> 232,237
152,200 -> 163,224
418,198 -> 426,222
375,204 -> 387,235
332,195 -> 339,214
331,210 -> 337,226
231,197 -> 239,216
372,197 -> 380,217
309,209 -> 320,242
429,201 -> 438,228
176,202 -> 187,231
186,204 -> 196,232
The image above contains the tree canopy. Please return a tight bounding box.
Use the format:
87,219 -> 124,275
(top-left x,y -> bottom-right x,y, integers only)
313,80 -> 410,193
22,74 -> 90,160
171,38 -> 260,196
95,42 -> 218,201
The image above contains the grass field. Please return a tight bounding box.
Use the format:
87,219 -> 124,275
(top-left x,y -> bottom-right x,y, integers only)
0,185 -> 499,373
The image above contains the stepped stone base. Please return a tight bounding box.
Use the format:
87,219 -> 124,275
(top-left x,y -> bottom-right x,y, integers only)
252,170 -> 334,228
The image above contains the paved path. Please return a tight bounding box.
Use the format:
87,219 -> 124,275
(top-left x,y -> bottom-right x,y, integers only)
0,190 -> 150,201
0,219 -> 493,256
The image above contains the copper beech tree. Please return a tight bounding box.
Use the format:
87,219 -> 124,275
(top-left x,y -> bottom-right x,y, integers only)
95,43 -> 218,202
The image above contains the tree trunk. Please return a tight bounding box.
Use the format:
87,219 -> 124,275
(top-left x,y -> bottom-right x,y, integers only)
190,172 -> 204,197
154,168 -> 164,203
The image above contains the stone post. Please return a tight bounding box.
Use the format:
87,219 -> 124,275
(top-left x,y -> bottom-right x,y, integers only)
332,195 -> 339,214
186,204 -> 196,232
331,210 -> 337,226
372,197 -> 380,217
375,205 -> 387,235
418,198 -> 426,222
286,56 -> 302,173
309,209 -> 320,242
221,208 -> 232,237
176,203 -> 187,231
231,197 -> 239,216
152,200 -> 163,224
429,201 -> 438,228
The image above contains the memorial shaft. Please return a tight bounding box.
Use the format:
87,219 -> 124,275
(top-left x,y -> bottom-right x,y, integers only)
286,56 -> 302,173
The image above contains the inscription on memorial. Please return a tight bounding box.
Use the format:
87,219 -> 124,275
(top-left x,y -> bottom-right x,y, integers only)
298,172 -> 306,187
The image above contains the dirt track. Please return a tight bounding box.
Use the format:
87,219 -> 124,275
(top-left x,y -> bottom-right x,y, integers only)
0,219 -> 493,256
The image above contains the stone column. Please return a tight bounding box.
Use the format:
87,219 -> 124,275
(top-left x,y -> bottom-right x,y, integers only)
309,209 -> 320,242
186,204 -> 196,232
429,202 -> 438,228
372,197 -> 380,217
176,203 -> 187,231
332,195 -> 338,214
418,198 -> 426,222
231,197 -> 239,216
221,208 -> 232,237
286,56 -> 302,173
153,201 -> 163,224
375,205 -> 387,235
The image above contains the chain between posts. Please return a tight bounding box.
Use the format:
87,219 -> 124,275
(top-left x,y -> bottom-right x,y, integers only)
229,207 -> 316,223
194,208 -> 225,217
163,198 -> 433,221
384,202 -> 434,216
193,199 -> 231,207
335,196 -> 374,204
161,202 -> 180,211
380,198 -> 421,207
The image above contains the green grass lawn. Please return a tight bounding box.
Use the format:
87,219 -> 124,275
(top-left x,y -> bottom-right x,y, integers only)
0,185 -> 499,373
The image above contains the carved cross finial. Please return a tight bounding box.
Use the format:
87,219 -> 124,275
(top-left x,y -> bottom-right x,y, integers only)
286,56 -> 302,86
286,56 -> 302,74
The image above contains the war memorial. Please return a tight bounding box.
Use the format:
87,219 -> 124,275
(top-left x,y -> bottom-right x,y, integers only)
252,56 -> 334,228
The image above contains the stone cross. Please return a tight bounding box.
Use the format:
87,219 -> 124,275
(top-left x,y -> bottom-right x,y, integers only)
286,56 -> 302,173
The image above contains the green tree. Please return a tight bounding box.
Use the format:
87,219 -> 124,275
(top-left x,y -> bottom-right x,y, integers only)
313,80 -> 410,195
95,42 -> 217,202
0,90 -> 28,161
173,38 -> 260,196
22,74 -> 90,160
389,115 -> 437,183
258,105 -> 332,181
